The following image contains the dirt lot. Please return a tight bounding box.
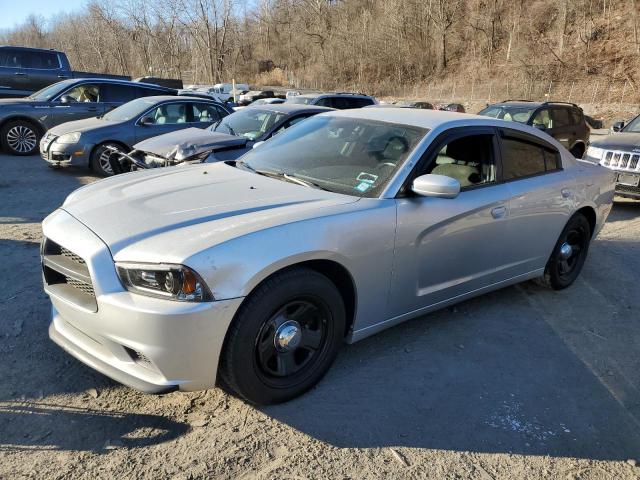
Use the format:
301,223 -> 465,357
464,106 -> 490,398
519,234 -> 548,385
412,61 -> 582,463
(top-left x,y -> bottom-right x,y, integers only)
1,153 -> 639,480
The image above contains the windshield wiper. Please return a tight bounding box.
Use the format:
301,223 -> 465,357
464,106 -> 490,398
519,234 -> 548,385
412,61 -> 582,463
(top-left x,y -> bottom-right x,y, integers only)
235,162 -> 330,191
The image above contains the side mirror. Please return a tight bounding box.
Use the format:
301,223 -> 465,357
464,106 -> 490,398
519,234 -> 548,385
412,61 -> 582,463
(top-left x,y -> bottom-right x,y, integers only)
612,121 -> 625,132
411,174 -> 460,199
252,141 -> 265,149
59,95 -> 75,104
533,123 -> 547,131
139,116 -> 155,126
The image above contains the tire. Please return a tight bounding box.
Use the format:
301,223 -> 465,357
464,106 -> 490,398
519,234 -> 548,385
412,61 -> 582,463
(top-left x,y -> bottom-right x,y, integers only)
0,120 -> 40,156
90,142 -> 124,176
220,267 -> 346,405
570,144 -> 585,159
539,213 -> 591,290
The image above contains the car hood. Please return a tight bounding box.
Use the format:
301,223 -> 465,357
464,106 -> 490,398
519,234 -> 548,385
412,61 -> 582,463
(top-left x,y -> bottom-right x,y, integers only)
133,128 -> 247,161
48,117 -> 112,135
61,161 -> 359,260
590,132 -> 640,152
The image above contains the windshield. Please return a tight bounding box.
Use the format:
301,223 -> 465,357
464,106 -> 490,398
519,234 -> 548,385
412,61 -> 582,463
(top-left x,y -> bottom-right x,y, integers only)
213,108 -> 285,140
239,116 -> 427,197
478,105 -> 536,123
28,80 -> 76,101
622,115 -> 640,132
286,96 -> 313,105
103,97 -> 159,122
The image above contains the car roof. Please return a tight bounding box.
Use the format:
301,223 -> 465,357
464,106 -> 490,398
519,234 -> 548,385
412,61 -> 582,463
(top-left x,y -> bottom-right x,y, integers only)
295,92 -> 374,99
248,104 -> 334,114
0,45 -> 63,54
322,107 -> 564,134
58,78 -> 174,91
489,100 -> 578,109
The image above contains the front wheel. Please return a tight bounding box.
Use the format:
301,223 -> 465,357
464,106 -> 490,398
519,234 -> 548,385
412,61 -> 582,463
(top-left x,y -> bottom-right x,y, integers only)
90,142 -> 124,176
1,120 -> 40,155
540,213 -> 591,290
220,267 -> 346,404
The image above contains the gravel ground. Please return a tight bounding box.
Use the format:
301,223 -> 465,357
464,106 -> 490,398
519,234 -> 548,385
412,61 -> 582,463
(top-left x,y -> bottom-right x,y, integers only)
1,153 -> 639,480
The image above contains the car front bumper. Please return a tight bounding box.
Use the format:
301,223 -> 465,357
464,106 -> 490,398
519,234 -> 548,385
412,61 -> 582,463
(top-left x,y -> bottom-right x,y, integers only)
40,135 -> 93,166
43,209 -> 244,393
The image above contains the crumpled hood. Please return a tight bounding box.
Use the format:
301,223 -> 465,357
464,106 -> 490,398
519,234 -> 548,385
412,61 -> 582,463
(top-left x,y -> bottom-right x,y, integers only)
61,162 -> 358,260
590,132 -> 640,152
48,117 -> 110,135
133,128 -> 247,161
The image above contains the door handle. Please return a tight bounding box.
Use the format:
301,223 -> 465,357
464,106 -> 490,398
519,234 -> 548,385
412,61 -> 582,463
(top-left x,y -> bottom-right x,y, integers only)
87,106 -> 98,112
13,72 -> 26,76
57,75 -> 69,79
491,205 -> 507,219
561,188 -> 572,198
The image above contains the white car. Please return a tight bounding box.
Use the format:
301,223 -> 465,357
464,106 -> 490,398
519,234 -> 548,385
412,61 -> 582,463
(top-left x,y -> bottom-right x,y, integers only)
41,109 -> 615,404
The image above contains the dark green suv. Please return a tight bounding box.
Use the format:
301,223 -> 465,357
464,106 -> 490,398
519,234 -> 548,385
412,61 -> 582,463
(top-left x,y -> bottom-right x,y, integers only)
478,100 -> 590,158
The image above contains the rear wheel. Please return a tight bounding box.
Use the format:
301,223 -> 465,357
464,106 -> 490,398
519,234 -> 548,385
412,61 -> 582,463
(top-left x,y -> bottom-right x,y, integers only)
1,120 -> 40,155
220,267 -> 345,405
540,213 -> 591,290
570,143 -> 585,159
90,142 -> 124,176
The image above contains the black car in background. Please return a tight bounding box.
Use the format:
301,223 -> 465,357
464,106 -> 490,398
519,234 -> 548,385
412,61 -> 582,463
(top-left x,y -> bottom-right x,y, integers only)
0,45 -> 130,97
0,78 -> 175,155
41,96 -> 231,176
478,100 -> 590,158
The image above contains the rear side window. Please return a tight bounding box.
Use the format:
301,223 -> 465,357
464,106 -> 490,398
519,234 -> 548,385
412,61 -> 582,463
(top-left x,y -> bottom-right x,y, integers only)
192,103 -> 222,123
353,97 -> 375,107
0,49 -> 25,68
102,84 -> 137,103
570,108 -> 583,125
552,108 -> 571,127
26,51 -> 59,69
501,137 -> 560,180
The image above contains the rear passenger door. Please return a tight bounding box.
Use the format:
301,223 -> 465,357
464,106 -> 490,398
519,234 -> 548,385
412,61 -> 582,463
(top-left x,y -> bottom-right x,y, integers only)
548,107 -> 573,148
498,128 -> 573,276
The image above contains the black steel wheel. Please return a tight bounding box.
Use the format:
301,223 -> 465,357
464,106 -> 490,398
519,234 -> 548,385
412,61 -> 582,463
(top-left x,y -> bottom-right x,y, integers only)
220,267 -> 345,404
541,213 -> 591,290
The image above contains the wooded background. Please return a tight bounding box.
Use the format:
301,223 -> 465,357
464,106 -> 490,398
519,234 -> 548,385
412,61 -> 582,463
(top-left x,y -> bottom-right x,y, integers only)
2,0 -> 640,103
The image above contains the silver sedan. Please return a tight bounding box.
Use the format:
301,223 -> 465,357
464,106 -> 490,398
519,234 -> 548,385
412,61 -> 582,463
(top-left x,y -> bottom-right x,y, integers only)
41,109 -> 615,404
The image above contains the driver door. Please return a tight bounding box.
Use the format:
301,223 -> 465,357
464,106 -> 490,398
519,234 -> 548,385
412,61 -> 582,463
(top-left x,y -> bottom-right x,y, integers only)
49,82 -> 107,128
389,127 -> 513,317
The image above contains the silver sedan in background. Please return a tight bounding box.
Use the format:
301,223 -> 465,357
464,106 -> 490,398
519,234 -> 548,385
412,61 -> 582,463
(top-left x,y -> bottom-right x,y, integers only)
41,109 -> 614,404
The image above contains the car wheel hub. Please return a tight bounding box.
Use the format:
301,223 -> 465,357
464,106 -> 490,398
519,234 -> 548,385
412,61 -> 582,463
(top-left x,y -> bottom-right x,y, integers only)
7,126 -> 36,153
559,242 -> 573,259
274,320 -> 302,352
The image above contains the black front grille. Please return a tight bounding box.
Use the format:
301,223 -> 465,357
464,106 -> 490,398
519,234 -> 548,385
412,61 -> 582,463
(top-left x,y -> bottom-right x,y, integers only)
616,183 -> 640,195
42,238 -> 97,311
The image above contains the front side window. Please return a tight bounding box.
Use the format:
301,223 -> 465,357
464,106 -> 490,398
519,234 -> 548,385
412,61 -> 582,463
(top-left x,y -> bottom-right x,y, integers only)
145,103 -> 188,125
63,84 -> 101,102
240,116 -> 427,197
0,49 -> 24,68
501,137 -> 559,180
478,106 -> 536,123
213,108 -> 285,140
424,134 -> 497,189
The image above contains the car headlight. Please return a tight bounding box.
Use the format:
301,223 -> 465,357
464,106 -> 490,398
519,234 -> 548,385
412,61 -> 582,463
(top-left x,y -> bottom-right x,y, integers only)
55,132 -> 81,144
586,146 -> 605,160
116,263 -> 213,302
